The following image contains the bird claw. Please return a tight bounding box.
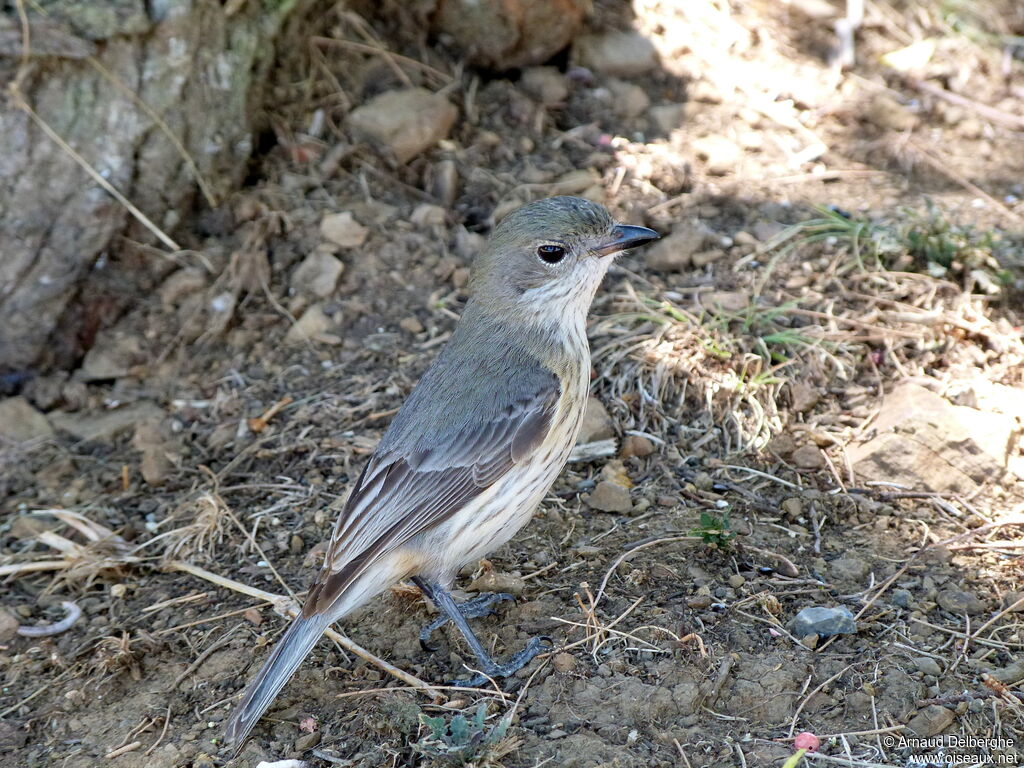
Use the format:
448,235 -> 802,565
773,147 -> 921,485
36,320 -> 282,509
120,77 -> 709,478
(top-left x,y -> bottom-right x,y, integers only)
446,635 -> 553,688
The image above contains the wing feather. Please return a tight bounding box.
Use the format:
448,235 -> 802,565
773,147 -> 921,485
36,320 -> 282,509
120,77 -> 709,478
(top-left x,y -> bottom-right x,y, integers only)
301,378 -> 560,617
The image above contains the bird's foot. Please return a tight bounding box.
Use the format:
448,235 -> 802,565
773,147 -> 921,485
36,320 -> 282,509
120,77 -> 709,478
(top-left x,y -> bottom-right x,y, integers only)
447,635 -> 553,688
418,592 -> 515,651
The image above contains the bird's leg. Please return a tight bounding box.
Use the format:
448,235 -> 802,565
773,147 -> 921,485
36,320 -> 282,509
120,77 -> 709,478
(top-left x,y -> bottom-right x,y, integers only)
412,576 -> 549,687
413,576 -> 514,650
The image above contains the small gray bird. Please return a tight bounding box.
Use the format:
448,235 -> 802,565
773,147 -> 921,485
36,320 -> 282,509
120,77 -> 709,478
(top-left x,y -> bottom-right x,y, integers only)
224,196 -> 658,749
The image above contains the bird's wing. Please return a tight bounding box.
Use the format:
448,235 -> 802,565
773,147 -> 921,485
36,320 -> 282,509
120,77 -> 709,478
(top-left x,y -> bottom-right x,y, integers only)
301,376 -> 560,617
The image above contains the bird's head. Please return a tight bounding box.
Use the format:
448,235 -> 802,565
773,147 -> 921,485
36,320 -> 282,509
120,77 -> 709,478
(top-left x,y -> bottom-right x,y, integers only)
468,196 -> 658,317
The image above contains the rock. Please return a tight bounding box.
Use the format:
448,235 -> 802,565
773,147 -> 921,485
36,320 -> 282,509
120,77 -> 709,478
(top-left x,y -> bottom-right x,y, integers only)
846,381 -> 1013,494
320,211 -> 368,248
692,135 -> 741,175
987,659 -> 1024,685
829,554 -> 870,583
728,574 -> 745,589
346,88 -> 457,164
780,497 -> 802,518
1003,592 -> 1024,613
620,434 -> 655,458
399,317 -> 424,334
867,93 -> 916,132
644,226 -> 706,271
913,657 -> 943,677
951,378 -> 1024,421
791,445 -> 826,469
691,249 -> 724,267
788,606 -> 857,638
434,0 -> 586,70
891,589 -> 914,608
294,731 -> 322,751
521,66 -> 569,105
410,204 -> 447,228
132,421 -> 173,486
0,397 -> 53,443
607,78 -> 650,118
553,652 -> 576,673
701,291 -> 748,313
291,251 -> 344,298
80,331 -> 144,381
577,397 -> 615,442
936,588 -> 986,616
285,304 -> 335,344
159,268 -> 207,308
649,103 -> 684,134
789,381 -> 820,413
0,719 -> 28,750
0,608 -> 19,642
575,31 -> 659,77
467,570 -> 526,595
51,401 -> 163,443
586,480 -> 633,513
768,433 -> 798,458
906,705 -> 955,737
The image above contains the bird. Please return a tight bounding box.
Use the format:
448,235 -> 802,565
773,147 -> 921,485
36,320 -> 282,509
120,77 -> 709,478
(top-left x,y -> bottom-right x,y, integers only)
223,195 -> 658,750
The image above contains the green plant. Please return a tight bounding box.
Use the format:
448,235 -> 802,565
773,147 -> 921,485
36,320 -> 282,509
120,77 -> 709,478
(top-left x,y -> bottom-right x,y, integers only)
415,703 -> 515,765
689,510 -> 736,548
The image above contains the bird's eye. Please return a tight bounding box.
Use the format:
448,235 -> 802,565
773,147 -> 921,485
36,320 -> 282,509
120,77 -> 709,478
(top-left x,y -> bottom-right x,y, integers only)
536,244 -> 566,264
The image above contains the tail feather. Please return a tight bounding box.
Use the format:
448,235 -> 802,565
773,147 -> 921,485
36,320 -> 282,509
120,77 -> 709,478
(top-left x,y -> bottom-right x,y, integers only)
223,613 -> 331,751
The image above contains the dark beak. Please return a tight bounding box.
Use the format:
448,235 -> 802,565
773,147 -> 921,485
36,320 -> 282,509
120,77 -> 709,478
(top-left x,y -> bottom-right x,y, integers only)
595,224 -> 660,256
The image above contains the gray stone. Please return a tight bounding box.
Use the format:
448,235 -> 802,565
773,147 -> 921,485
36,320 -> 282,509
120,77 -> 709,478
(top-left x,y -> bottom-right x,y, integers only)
913,657 -> 943,677
829,554 -> 870,584
586,480 -> 632,513
51,401 -> 163,442
906,705 -> 955,737
291,251 -> 344,298
847,381 -> 1012,495
644,226 -> 706,271
891,589 -> 914,608
346,88 -> 457,164
0,397 -> 53,443
577,397 -> 615,443
575,31 -> 658,77
788,606 -> 857,639
320,211 -> 368,249
691,135 -> 742,175
937,588 -> 986,616
521,66 -> 569,105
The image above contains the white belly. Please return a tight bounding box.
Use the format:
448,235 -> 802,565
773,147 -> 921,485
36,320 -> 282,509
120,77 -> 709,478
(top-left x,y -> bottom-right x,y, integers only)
412,364 -> 589,583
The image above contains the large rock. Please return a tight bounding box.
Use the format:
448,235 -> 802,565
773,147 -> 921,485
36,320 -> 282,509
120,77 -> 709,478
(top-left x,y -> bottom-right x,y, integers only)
0,397 -> 54,443
847,381 -> 1012,493
50,401 -> 163,442
577,397 -> 615,443
575,31 -> 659,77
434,0 -> 586,70
346,88 -> 457,164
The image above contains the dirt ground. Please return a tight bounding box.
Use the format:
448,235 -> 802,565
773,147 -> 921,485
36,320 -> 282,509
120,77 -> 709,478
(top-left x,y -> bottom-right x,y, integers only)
3,1 -> 1024,766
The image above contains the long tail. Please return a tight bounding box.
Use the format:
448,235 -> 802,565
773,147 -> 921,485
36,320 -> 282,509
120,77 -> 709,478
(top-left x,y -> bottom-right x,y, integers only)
223,612 -> 332,751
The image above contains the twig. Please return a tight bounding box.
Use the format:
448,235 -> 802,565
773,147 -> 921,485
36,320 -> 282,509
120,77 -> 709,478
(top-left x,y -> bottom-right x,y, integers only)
104,742 -> 142,759
17,600 -> 82,637
144,705 -> 172,756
